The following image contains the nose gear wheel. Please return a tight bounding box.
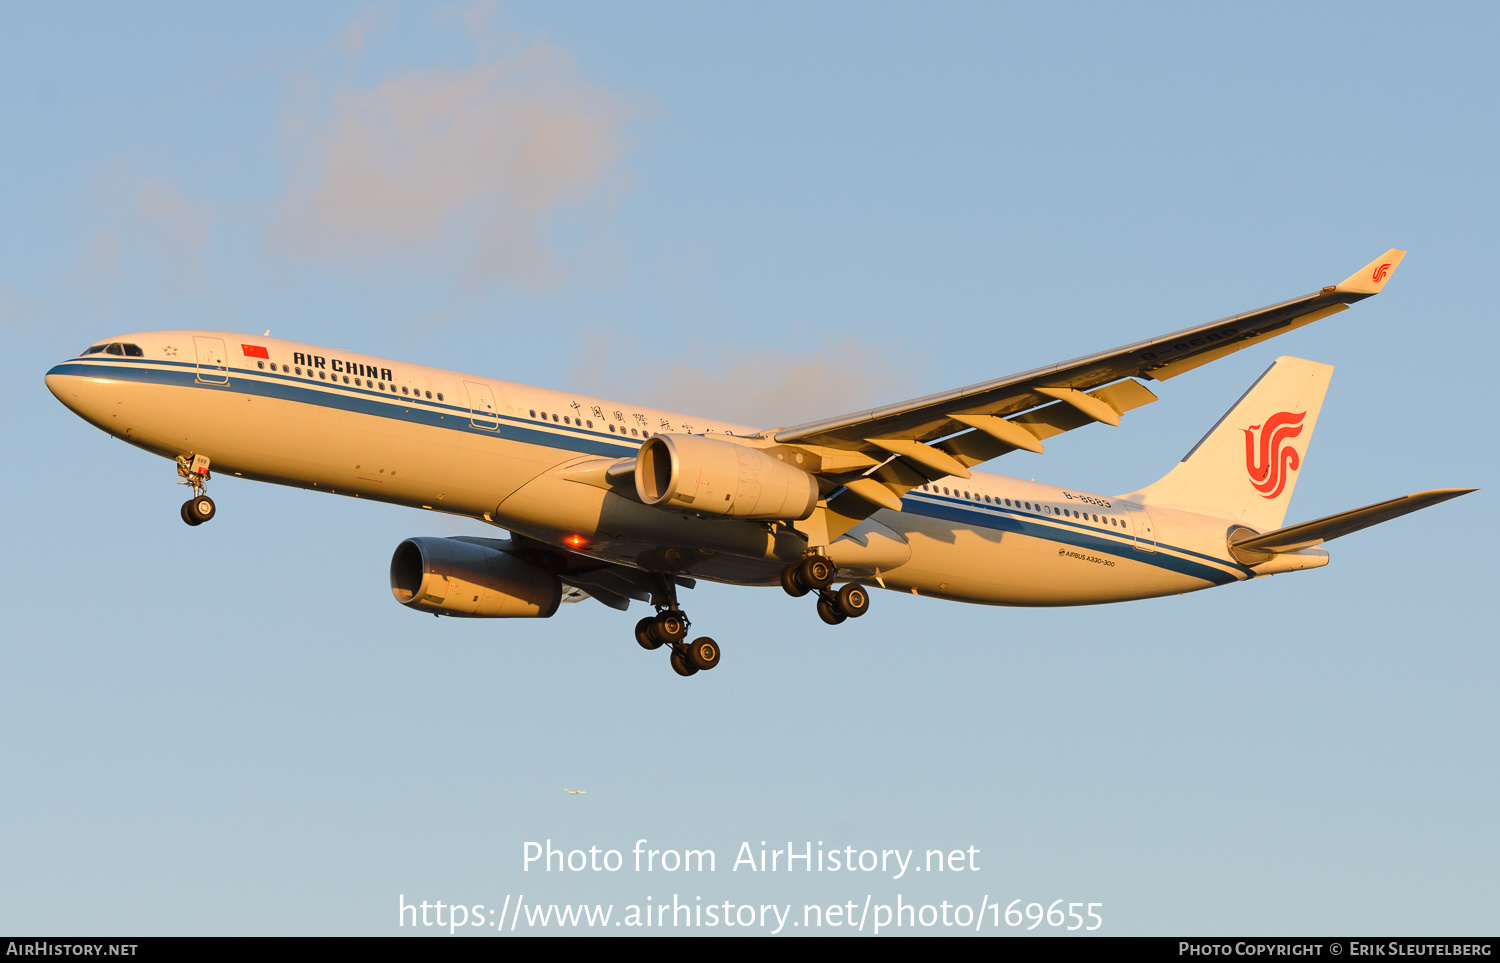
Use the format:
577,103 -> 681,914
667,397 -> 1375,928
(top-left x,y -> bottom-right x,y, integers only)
181,495 -> 216,526
176,454 -> 216,526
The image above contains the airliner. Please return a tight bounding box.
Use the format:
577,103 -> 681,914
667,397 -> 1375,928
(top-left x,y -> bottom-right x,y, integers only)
45,248 -> 1472,677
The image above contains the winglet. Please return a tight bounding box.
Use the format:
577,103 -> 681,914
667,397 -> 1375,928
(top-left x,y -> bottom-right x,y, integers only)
1333,248 -> 1406,295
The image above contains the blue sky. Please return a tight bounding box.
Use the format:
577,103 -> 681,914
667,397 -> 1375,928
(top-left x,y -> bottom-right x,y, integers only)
2,2 -> 1495,936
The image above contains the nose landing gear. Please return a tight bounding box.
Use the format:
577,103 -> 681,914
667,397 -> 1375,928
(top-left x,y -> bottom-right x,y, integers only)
176,454 -> 216,527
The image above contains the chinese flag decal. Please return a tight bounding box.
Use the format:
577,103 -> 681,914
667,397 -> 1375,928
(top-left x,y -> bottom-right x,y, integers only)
241,344 -> 269,359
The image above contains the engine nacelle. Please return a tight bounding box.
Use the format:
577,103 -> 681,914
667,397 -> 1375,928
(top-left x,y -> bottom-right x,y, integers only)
635,434 -> 818,520
390,537 -> 562,618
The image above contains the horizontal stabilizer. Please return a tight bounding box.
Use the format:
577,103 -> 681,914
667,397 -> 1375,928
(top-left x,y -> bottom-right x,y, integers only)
1229,488 -> 1475,562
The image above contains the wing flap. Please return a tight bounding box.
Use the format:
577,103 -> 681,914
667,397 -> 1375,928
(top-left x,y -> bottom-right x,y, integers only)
938,379 -> 1160,470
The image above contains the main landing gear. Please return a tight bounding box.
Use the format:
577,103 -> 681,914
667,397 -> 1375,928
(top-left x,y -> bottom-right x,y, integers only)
780,556 -> 870,625
634,575 -> 721,678
176,454 -> 216,527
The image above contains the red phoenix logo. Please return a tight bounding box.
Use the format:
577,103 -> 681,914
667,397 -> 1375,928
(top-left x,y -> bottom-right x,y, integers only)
1372,262 -> 1392,283
1243,410 -> 1306,499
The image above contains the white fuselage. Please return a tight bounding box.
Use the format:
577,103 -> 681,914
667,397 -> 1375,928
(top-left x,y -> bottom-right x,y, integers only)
46,330 -> 1264,606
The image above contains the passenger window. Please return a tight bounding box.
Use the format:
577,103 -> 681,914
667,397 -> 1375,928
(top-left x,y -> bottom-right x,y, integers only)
342,376 -> 349,384
437,394 -> 443,401
257,361 -> 265,369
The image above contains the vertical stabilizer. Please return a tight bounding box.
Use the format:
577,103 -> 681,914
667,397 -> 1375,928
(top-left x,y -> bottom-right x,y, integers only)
1131,356 -> 1333,531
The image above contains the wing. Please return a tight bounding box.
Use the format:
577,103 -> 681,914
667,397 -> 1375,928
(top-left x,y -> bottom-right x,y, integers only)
766,249 -> 1406,538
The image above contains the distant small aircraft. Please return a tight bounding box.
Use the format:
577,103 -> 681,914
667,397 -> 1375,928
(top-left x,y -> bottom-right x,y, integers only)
564,789 -> 587,795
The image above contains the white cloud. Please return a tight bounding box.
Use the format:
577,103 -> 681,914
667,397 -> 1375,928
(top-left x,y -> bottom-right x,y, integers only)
332,4 -> 388,54
273,26 -> 634,288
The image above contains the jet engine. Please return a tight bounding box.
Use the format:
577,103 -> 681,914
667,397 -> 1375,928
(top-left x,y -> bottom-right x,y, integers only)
390,537 -> 561,618
635,434 -> 818,520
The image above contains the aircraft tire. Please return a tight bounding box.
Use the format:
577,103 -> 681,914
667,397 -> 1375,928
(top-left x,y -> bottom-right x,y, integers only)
836,583 -> 870,618
780,563 -> 810,598
188,495 -> 216,524
635,617 -> 663,650
799,556 -> 836,590
180,500 -> 202,526
670,647 -> 699,677
651,611 -> 688,645
686,637 -> 720,671
816,594 -> 847,626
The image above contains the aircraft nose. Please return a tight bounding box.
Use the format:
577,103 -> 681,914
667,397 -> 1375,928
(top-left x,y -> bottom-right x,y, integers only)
45,363 -> 77,404
45,361 -> 115,425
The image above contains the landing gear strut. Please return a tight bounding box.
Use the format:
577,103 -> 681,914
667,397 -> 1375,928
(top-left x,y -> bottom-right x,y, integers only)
635,573 -> 721,677
177,454 -> 216,527
781,557 -> 871,625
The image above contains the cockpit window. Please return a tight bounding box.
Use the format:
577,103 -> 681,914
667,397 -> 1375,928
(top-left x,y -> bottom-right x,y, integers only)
81,342 -> 143,357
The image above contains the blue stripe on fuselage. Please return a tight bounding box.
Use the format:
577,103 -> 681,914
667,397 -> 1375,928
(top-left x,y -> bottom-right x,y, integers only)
51,358 -> 1246,585
46,358 -> 642,457
896,491 -> 1243,585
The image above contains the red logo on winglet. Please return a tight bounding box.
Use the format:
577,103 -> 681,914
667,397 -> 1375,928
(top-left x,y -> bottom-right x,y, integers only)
1243,411 -> 1306,499
241,344 -> 269,359
1372,262 -> 1391,283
